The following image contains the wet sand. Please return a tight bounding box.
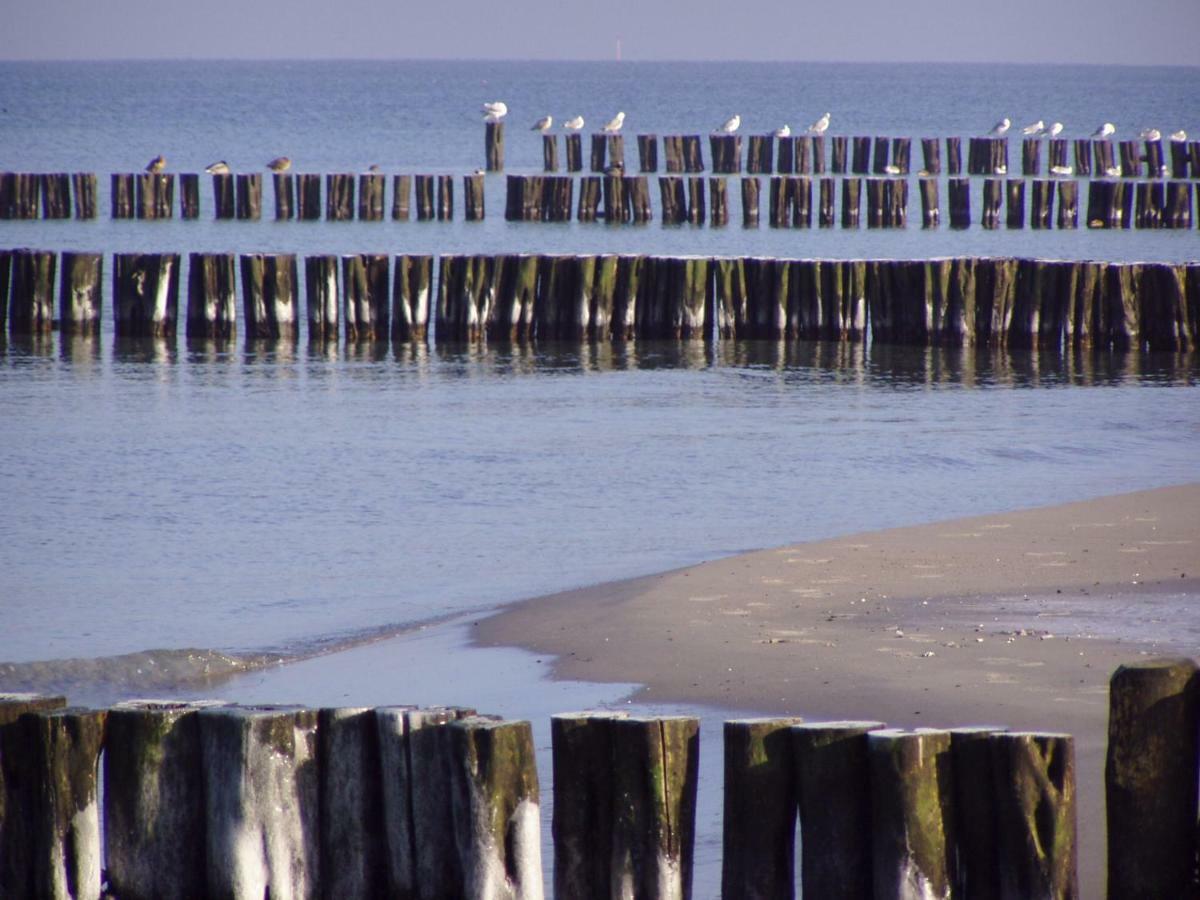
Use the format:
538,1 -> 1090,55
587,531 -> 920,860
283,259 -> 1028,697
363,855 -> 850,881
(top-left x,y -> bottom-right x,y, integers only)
476,483 -> 1200,896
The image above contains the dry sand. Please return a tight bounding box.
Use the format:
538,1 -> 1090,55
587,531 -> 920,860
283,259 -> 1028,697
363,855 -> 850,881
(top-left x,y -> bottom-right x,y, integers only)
476,483 -> 1200,896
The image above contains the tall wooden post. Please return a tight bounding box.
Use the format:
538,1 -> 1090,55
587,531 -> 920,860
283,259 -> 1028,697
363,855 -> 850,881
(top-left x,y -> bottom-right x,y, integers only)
9,249 -> 57,334
59,251 -> 103,336
326,174 -> 355,221
240,253 -> 299,341
296,173 -> 321,220
565,133 -> 583,172
741,177 -> 760,227
186,252 -> 236,340
235,173 -> 260,220
486,122 -> 504,171
319,707 -> 385,897
179,172 -> 199,218
392,174 -> 411,221
305,255 -> 339,343
392,254 -> 432,342
543,134 -> 559,172
342,254 -> 391,341
71,173 -> 96,219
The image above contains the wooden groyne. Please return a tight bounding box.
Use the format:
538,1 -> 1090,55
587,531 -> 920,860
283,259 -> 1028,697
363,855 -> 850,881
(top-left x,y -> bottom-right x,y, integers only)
4,250 -> 1198,351
0,659 -> 1196,898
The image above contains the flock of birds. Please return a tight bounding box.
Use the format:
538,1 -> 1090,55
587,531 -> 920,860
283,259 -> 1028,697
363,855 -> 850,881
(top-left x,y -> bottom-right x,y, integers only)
483,101 -> 834,138
985,117 -> 1187,143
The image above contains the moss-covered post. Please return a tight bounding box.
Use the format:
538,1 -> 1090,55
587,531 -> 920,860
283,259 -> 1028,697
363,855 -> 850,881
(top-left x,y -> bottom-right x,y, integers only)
991,732 -> 1078,900
240,253 -> 299,341
8,249 -> 57,335
448,717 -> 543,900
950,726 -> 1005,900
609,716 -> 700,900
305,255 -> 339,343
486,121 -> 504,171
741,177 -> 760,227
342,253 -> 390,342
392,254 -> 432,343
868,728 -> 957,900
186,252 -> 236,340
319,707 -> 386,897
721,718 -> 803,899
296,173 -> 321,220
1106,658 -> 1200,899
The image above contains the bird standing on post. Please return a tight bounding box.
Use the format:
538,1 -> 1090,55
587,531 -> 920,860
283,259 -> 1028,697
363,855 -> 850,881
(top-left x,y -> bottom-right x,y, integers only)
482,101 -> 508,123
267,157 -> 291,173
204,161 -> 230,174
989,118 -> 1011,136
1047,122 -> 1064,137
563,116 -> 584,131
145,155 -> 166,173
1091,122 -> 1116,138
774,124 -> 791,138
531,115 -> 553,132
717,115 -> 741,134
808,112 -> 831,134
1021,120 -> 1045,136
603,111 -> 625,133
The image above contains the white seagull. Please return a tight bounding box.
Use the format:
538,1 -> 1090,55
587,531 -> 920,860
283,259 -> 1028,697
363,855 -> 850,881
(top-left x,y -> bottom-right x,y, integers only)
1170,129 -> 1187,142
774,124 -> 791,138
563,116 -> 585,131
531,115 -> 553,132
1049,164 -> 1074,176
1091,122 -> 1116,139
718,114 -> 741,134
808,112 -> 831,134
482,101 -> 508,123
1047,122 -> 1064,137
204,160 -> 230,175
1138,127 -> 1161,141
1104,165 -> 1121,177
989,118 -> 1011,136
602,111 -> 625,133
1021,120 -> 1045,136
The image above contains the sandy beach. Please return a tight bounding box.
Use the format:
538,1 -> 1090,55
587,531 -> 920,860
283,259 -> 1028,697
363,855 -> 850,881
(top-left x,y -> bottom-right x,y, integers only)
477,483 -> 1200,896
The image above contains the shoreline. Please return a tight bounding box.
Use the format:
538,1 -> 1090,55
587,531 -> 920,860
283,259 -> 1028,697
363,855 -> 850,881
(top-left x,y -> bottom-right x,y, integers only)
475,482 -> 1199,896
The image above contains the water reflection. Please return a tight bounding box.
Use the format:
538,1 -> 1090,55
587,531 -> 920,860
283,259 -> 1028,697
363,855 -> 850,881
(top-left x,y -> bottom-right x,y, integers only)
111,336 -> 177,366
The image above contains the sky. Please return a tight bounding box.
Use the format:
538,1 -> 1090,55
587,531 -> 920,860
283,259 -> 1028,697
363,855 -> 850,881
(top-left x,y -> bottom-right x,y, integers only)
4,0 -> 1200,65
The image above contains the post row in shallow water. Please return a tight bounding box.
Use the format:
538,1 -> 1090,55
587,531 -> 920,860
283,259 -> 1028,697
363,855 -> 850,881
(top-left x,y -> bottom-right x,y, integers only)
0,658 -> 1197,899
2,250 -> 1197,351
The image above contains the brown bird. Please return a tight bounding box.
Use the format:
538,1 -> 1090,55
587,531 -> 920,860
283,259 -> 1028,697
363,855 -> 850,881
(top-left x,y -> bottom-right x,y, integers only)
145,155 -> 166,173
266,157 -> 292,172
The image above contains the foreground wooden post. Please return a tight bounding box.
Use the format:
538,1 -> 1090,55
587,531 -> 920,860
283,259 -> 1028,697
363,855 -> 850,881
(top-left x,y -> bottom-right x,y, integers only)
186,252 -> 237,340
868,728 -> 956,900
992,732 -> 1078,900
235,173 -> 260,220
104,701 -> 218,899
342,253 -> 390,341
319,707 -> 386,897
198,706 -> 319,900
408,708 -> 475,895
1106,658 -> 1200,899
448,717 -> 543,900
374,706 -> 421,897
392,254 -> 432,342
240,253 -> 299,341
9,249 -> 57,335
722,718 -> 803,900
113,253 -> 180,338
610,716 -> 700,900
304,255 -> 339,343
58,251 -> 103,336
486,121 -> 504,171
0,708 -> 106,900
111,173 -> 135,218
950,727 -> 1005,900
794,721 -> 882,899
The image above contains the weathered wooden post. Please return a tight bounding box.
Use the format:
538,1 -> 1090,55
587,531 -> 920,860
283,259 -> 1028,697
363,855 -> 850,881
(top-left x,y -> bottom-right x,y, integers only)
104,700 -> 219,899
792,138 -> 811,174
592,135 -> 625,172
868,728 -> 957,900
271,172 -> 293,220
391,254 -> 432,342
1144,138 -> 1166,174
543,133 -> 559,172
1030,180 -> 1053,229
982,178 -> 1003,229
57,251 -> 103,337
113,253 -> 180,338
849,136 -> 869,174
71,173 -> 96,219
686,176 -> 706,225
770,177 -> 791,228
9,249 -> 57,334
920,177 -> 940,228
610,716 -> 699,900
890,137 -> 911,174
14,174 -> 39,218
920,138 -> 941,174
967,137 -> 985,174
1048,138 -> 1069,169
604,175 -> 631,223
234,173 -> 260,220
0,172 -> 13,218
1006,179 -> 1025,228
872,136 -> 890,174
186,252 -> 236,340
775,135 -> 795,174
296,173 -> 321,220
358,173 -> 385,221
885,179 -> 908,227
866,178 -> 884,228
1021,138 -> 1041,176
946,136 -> 963,175
949,727 -> 1004,900
178,172 -> 199,218
38,173 -> 70,219
991,732 -> 1078,900
326,174 -> 354,221
663,136 -> 684,173
505,175 -> 530,221
111,173 -> 135,218
342,253 -> 390,341
947,177 -> 970,229
0,251 -> 11,332
565,133 -> 583,172
0,707 -> 106,900
681,135 -> 704,172
240,253 -> 299,341
1117,140 -> 1140,177
811,135 -> 826,173
437,174 -> 454,220
305,255 -> 339,343
1168,139 -> 1189,178
659,177 -> 685,226
1087,181 -> 1115,228
819,177 -> 835,227
208,172 -> 233,219
1073,139 -> 1092,176
627,176 -> 652,223
392,174 -> 411,221
708,177 -> 728,226
1134,181 -> 1164,229
741,177 -> 760,227
447,717 -> 543,900
721,718 -> 803,899
1093,139 -> 1116,176
578,177 -> 602,222
198,706 -> 319,900
637,134 -> 658,172
791,176 -> 812,227
414,175 -> 435,221
710,134 -> 742,174
319,707 -> 386,897
1106,658 -> 1200,900
831,135 -> 848,173
1057,180 -> 1078,228
746,135 -> 773,174
1164,181 -> 1192,229
794,721 -> 882,899
463,172 -> 485,221
842,177 -> 862,228
486,121 -> 504,171
135,173 -> 173,219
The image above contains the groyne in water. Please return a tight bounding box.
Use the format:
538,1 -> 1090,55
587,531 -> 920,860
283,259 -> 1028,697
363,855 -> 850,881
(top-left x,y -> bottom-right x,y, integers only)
0,659 -> 1196,898
2,250 -> 1197,350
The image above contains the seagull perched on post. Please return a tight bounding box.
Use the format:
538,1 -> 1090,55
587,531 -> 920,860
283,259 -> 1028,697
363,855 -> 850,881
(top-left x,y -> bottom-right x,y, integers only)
1138,127 -> 1161,141
267,157 -> 291,173
482,101 -> 508,123
563,116 -> 584,131
531,115 -> 553,132
1021,120 -> 1045,136
1170,129 -> 1187,142
989,118 -> 1011,136
204,161 -> 230,174
808,112 -> 831,134
145,155 -> 166,172
774,124 -> 791,138
717,114 -> 741,134
602,111 -> 625,133
1091,122 -> 1116,138
1047,122 -> 1064,137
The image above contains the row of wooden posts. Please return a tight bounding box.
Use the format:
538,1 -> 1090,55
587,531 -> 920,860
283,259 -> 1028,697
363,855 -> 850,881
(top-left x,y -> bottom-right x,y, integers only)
1,657 -> 1197,898
482,125 -> 1200,179
2,249 -> 1197,351
2,170 -> 1195,231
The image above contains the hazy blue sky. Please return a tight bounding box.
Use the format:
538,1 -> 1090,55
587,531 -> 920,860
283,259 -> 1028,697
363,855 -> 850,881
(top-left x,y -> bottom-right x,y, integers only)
6,0 -> 1200,65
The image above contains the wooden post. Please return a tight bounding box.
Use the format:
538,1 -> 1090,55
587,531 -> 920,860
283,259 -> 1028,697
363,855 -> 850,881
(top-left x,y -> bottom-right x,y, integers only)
1006,178 -> 1025,228
1087,180 -> 1114,228
637,134 -> 657,172
710,134 -> 742,174
981,179 -> 1002,229
811,135 -> 826,173
1164,181 -> 1192,229
305,255 -> 339,343
946,136 -> 962,175
414,175 -> 434,221
374,706 -> 422,896
1134,181 -> 1164,229
794,137 -> 811,174
686,176 -> 706,225
681,135 -> 704,172
463,172 -> 485,221
136,172 -> 173,219
565,133 -> 583,172
113,253 -> 180,338
198,706 -> 319,900
866,178 -> 883,228
38,173 -> 70,219
0,708 -> 106,900
13,174 -> 38,218
1030,180 -> 1053,229
1168,139 -> 1189,178
991,732 -> 1078,900
794,721 -> 883,899
270,172 -> 293,220
326,173 -> 355,221
1057,180 -> 1078,229
1048,138 -> 1069,169
741,177 -> 760,227
851,136 -> 871,174
57,251 -> 103,337
240,253 -> 299,341
358,173 -> 385,221
0,172 -> 14,218
890,137 -> 911,174
627,176 -> 652,223
1187,140 -> 1200,178
831,135 -> 848,173
486,121 -> 504,171
770,177 -> 791,228
1022,138 -> 1041,176
1093,139 -> 1116,176
319,707 -> 386,897
791,176 -> 812,228
948,178 -> 970,229
111,173 -> 134,218
296,173 -> 321,220
819,177 -> 835,227
0,251 -> 10,333
506,175 -> 533,221
543,133 -> 559,172
747,135 -> 773,174
868,728 -> 956,900
591,255 -> 619,338
104,701 -> 218,899
71,173 -> 96,219
704,177 -> 726,226
777,135 -> 795,174
604,175 -> 631,223
405,708 -> 475,896
591,135 -> 609,172
178,172 -> 199,218
392,174 -> 411,221
186,252 -> 236,340
342,253 -> 390,342
578,177 -> 601,222
234,173 -> 260,220
490,254 -> 538,341
872,136 -> 890,174
949,727 -> 1004,900
920,138 -> 941,174
664,136 -> 684,173
842,177 -> 862,228
437,174 -> 454,220
721,718 -> 803,899
610,716 -> 699,900
659,177 -> 685,226
9,249 -> 57,335
885,178 -> 908,228
1106,658 -> 1200,899
447,717 -> 543,900
920,177 -> 940,228
1118,140 -> 1141,177
1073,139 -> 1092,176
